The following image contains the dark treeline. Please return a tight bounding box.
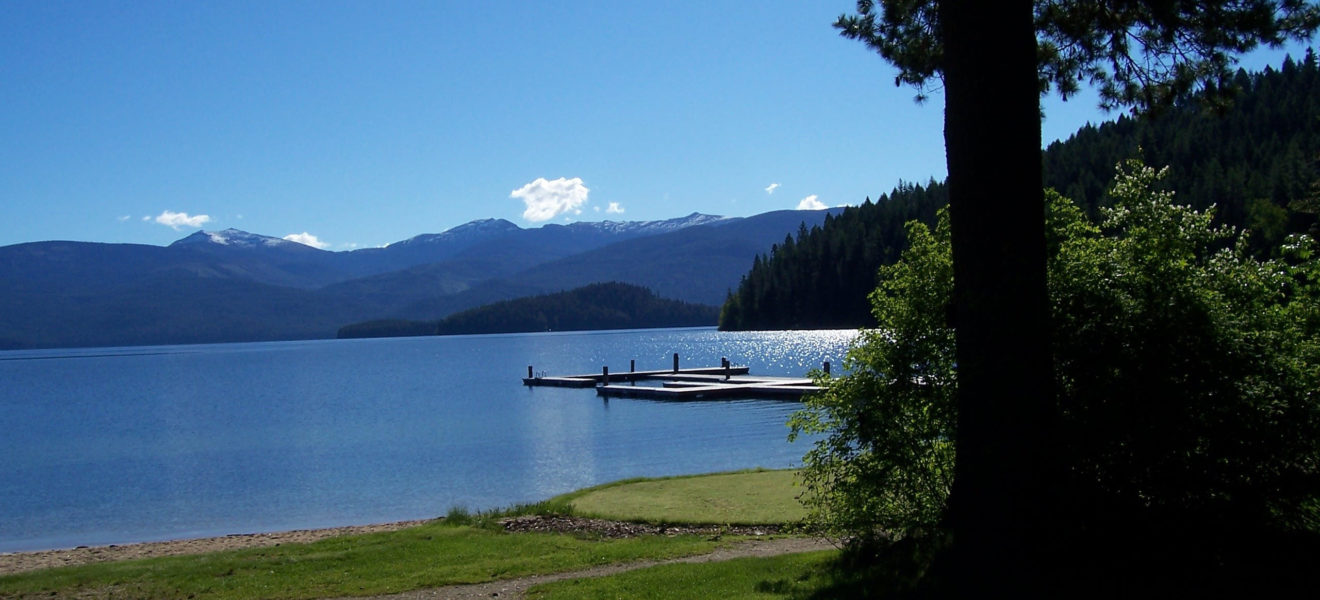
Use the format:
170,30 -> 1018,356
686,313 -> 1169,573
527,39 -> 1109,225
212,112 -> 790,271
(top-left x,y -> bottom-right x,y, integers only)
719,180 -> 947,330
339,282 -> 717,338
721,51 -> 1320,331
436,282 -> 716,335
1043,49 -> 1320,248
337,319 -> 435,339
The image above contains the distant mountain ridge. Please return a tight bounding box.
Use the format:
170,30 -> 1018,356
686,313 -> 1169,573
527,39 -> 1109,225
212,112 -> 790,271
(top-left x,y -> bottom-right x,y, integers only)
338,281 -> 719,339
0,209 -> 834,349
171,228 -> 311,250
389,213 -> 725,249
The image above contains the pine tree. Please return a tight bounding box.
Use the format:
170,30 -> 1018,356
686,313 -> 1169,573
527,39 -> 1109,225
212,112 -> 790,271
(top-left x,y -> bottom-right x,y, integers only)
835,0 -> 1320,592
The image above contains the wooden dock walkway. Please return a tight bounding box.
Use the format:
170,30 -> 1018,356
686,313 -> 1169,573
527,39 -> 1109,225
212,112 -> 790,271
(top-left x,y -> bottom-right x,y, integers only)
522,366 -> 750,388
522,354 -> 825,401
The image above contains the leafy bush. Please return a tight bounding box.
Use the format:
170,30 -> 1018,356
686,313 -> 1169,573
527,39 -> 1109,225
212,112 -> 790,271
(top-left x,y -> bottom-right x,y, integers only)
1049,160 -> 1320,536
788,211 -> 955,543
791,159 -> 1320,544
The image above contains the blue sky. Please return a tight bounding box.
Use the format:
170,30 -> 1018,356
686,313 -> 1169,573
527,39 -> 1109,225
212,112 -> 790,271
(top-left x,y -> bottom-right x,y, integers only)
1,1 -> 1311,249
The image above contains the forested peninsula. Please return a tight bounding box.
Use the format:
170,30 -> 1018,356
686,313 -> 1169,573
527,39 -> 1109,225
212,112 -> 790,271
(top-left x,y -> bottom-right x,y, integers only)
721,52 -> 1320,331
338,282 -> 717,338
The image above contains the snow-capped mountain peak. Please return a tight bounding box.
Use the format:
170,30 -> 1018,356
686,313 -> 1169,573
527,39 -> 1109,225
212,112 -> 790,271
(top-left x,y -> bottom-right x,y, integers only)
391,218 -> 523,248
170,228 -> 307,250
563,212 -> 729,235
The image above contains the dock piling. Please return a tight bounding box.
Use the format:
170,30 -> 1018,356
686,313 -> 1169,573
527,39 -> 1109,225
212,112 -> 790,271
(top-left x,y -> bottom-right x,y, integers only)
673,353 -> 679,373
824,361 -> 831,375
524,363 -> 819,399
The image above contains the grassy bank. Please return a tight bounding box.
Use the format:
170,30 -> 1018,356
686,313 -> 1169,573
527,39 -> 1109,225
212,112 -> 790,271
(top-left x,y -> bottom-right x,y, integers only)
0,518 -> 719,599
527,550 -> 838,600
553,469 -> 806,525
0,470 -> 820,600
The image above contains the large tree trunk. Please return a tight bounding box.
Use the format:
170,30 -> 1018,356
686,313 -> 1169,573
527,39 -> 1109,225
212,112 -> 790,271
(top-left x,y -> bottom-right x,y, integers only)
939,0 -> 1053,592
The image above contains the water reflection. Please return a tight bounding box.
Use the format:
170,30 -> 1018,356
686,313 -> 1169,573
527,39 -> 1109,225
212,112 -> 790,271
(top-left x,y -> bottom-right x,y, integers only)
0,328 -> 855,552
526,391 -> 598,500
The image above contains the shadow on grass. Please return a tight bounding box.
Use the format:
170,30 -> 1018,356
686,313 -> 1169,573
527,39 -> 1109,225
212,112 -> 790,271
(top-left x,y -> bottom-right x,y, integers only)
769,526 -> 1320,599
1040,525 -> 1320,598
754,534 -> 953,600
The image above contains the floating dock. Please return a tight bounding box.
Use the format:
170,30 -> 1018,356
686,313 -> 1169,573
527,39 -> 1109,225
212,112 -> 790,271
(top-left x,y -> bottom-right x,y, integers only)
523,354 -> 826,401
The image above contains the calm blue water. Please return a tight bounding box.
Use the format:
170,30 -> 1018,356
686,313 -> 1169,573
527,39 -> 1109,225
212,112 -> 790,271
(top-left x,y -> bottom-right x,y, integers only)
0,328 -> 855,553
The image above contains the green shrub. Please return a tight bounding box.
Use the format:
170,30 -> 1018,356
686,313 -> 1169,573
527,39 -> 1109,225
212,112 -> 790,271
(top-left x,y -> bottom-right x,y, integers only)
788,210 -> 954,543
791,159 -> 1320,544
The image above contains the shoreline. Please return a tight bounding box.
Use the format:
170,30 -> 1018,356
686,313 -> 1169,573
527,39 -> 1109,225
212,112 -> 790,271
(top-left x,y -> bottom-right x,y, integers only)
0,519 -> 433,576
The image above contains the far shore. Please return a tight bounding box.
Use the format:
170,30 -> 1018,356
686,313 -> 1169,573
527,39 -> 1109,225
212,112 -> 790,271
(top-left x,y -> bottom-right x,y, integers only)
0,519 -> 433,576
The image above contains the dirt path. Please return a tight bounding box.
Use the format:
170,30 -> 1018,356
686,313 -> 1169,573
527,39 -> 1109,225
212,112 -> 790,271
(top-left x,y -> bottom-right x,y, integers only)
330,536 -> 836,600
1,518 -> 836,600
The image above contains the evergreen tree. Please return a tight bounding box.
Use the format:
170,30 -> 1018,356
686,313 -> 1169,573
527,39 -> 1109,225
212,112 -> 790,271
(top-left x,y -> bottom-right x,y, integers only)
1044,53 -> 1320,248
718,182 -> 946,330
793,162 -> 1320,593
723,54 -> 1320,332
835,0 -> 1320,591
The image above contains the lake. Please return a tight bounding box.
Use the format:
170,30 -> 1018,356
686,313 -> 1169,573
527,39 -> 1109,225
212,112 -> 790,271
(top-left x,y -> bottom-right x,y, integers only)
0,327 -> 856,553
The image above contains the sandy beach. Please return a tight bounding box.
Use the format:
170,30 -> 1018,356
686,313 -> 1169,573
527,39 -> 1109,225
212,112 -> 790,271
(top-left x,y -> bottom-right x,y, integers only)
0,516 -> 798,577
0,520 -> 432,576
1,519 -> 832,600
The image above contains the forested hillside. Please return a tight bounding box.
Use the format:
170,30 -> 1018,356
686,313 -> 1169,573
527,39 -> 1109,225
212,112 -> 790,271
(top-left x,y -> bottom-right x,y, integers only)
339,282 -> 717,338
1043,49 -> 1320,249
719,181 -> 945,330
721,52 -> 1320,331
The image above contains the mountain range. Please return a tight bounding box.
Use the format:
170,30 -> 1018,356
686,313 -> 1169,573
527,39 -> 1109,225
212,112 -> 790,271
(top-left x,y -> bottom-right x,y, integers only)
0,210 -> 836,349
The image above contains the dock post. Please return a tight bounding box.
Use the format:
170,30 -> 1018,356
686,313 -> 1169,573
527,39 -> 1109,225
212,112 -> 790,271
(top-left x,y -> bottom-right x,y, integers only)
673,353 -> 679,373
824,361 -> 831,375
723,357 -> 730,380
603,366 -> 610,386
630,359 -> 635,372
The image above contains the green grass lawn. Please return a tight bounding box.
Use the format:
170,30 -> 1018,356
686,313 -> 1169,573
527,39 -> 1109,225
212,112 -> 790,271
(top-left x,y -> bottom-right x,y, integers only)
554,469 -> 806,525
526,550 -> 838,600
0,470 -> 818,600
0,520 -> 721,600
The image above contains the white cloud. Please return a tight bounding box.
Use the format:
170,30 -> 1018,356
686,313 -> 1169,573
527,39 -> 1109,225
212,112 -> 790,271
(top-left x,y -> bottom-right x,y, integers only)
117,215 -> 131,223
797,195 -> 827,210
765,182 -> 781,194
606,202 -> 624,214
152,210 -> 211,230
510,177 -> 590,222
283,232 -> 329,249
